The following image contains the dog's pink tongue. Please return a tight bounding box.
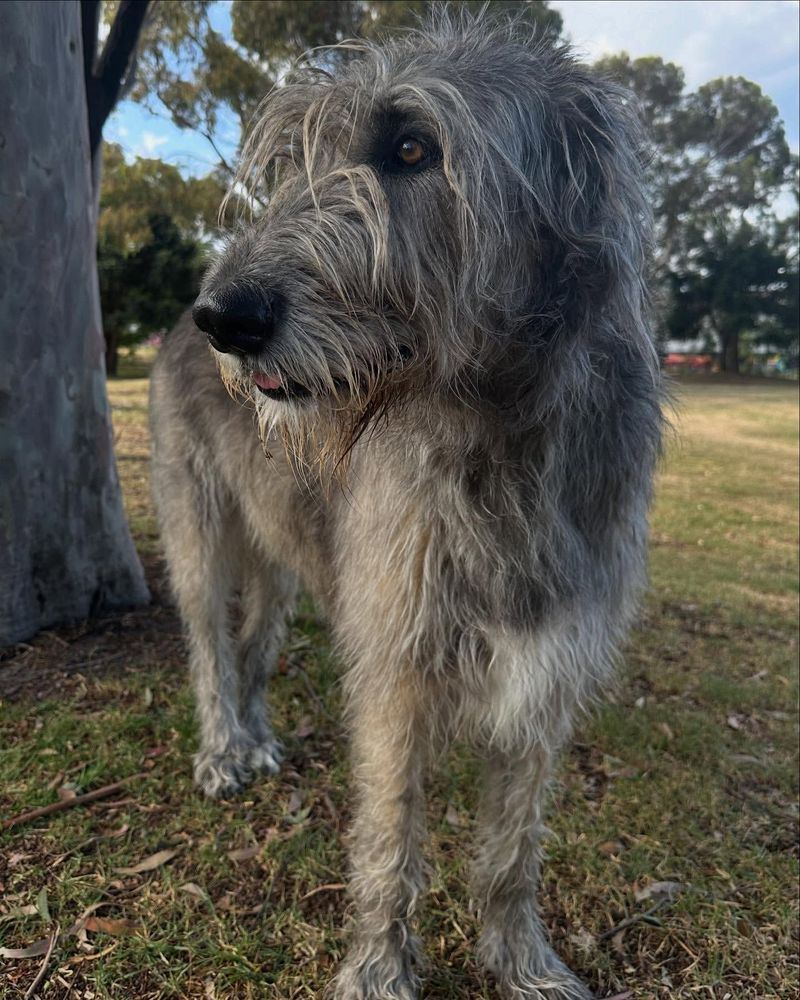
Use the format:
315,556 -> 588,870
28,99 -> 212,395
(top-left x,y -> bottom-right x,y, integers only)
252,373 -> 282,391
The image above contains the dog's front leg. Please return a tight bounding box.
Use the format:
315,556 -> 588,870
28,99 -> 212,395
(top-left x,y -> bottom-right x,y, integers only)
473,746 -> 593,1000
333,668 -> 427,1000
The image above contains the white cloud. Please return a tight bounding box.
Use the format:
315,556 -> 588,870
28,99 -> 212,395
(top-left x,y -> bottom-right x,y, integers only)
558,1 -> 796,77
557,0 -> 799,146
140,131 -> 169,155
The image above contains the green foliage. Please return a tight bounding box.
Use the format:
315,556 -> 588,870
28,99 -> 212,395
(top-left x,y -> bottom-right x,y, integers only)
96,143 -> 223,371
596,53 -> 795,366
98,213 -> 204,371
99,142 -> 225,250
98,210 -> 203,345
667,219 -> 798,369
596,55 -> 792,247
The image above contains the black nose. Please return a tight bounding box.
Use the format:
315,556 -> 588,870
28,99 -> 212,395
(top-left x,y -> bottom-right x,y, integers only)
192,285 -> 274,356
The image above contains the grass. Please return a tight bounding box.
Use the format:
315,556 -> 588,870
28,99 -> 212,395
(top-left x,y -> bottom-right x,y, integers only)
1,360 -> 797,999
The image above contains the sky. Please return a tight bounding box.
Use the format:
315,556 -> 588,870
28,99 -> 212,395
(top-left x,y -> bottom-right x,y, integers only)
106,0 -> 800,177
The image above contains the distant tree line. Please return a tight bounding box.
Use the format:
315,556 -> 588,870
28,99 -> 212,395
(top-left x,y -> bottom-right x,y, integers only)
102,0 -> 798,373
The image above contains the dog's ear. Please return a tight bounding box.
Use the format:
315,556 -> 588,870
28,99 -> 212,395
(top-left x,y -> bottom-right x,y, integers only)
530,68 -> 650,346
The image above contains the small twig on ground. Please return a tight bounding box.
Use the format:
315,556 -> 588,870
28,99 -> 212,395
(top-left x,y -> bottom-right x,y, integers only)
2,774 -> 148,832
60,651 -> 131,675
597,901 -> 667,942
299,882 -> 346,902
294,663 -> 336,723
24,923 -> 59,999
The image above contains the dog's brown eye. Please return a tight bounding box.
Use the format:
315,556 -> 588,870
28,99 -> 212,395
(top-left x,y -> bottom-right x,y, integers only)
396,138 -> 426,167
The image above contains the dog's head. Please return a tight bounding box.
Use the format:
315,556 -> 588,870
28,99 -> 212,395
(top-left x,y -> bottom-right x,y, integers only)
194,12 -> 651,444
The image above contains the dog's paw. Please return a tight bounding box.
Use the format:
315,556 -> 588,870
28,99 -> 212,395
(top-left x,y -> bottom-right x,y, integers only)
246,739 -> 282,776
193,738 -> 281,798
330,943 -> 419,1000
478,929 -> 593,1000
499,974 -> 594,1000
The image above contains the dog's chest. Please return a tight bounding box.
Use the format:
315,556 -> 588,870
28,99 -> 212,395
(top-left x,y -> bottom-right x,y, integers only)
329,439 -> 547,666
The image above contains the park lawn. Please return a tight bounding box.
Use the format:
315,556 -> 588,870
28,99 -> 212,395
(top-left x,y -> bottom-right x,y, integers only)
1,367 -> 797,999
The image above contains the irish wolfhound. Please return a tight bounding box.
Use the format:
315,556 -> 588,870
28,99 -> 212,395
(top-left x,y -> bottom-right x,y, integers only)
150,12 -> 662,999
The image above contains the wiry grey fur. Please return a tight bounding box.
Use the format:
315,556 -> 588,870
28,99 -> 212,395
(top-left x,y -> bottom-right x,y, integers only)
150,11 -> 662,999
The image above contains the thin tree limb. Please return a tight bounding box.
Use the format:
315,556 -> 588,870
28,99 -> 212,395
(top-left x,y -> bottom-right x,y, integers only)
23,924 -> 59,1000
84,0 -> 151,157
2,774 -> 148,832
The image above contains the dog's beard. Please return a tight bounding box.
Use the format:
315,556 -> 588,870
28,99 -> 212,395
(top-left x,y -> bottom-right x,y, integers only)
213,336 -> 419,482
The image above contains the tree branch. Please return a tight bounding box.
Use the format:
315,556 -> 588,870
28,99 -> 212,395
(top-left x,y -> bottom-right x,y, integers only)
84,0 -> 151,158
80,0 -> 100,82
2,774 -> 148,832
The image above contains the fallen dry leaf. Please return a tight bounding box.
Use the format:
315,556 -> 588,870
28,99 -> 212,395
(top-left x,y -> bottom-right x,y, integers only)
0,938 -> 53,959
66,901 -> 112,944
287,789 -> 305,813
179,882 -> 207,899
84,916 -> 138,936
0,904 -> 38,923
634,880 -> 684,903
294,716 -> 315,738
101,823 -> 130,839
45,770 -> 65,791
66,941 -> 119,965
598,840 -> 625,856
444,802 -> 469,829
299,882 -> 346,902
114,847 -> 181,875
227,845 -> 260,863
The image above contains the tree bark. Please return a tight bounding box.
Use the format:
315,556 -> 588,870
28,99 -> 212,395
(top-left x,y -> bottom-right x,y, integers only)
720,331 -> 740,374
0,1 -> 148,646
105,328 -> 120,378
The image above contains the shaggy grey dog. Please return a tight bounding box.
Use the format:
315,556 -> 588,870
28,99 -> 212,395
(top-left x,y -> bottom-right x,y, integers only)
150,12 -> 662,999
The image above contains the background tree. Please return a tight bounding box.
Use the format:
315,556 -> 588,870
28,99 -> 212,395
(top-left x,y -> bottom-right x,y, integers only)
99,213 -> 206,373
667,219 -> 798,372
597,53 -> 794,370
0,1 -> 148,645
98,143 -> 223,372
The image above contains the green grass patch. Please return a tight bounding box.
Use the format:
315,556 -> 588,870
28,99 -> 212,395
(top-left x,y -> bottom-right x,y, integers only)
1,373 -> 797,999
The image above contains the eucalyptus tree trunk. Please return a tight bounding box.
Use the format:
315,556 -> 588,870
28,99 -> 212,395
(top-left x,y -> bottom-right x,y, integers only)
720,330 -> 741,374
0,0 -> 148,645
